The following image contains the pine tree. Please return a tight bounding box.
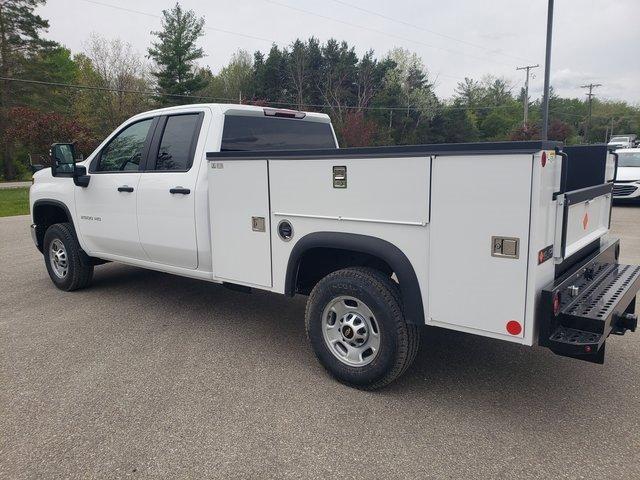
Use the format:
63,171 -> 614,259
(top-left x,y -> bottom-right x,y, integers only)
147,2 -> 206,106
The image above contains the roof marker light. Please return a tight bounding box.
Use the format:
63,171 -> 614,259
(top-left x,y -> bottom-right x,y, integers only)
263,108 -> 306,119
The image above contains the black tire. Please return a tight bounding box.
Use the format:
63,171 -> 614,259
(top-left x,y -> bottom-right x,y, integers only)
305,267 -> 420,390
43,223 -> 94,291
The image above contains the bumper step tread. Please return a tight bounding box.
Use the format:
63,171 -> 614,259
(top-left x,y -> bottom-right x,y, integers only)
549,326 -> 601,346
562,264 -> 640,321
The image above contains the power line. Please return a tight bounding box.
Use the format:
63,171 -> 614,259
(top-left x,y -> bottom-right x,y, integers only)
0,75 -> 522,113
327,0 -> 535,64
261,0 -> 511,71
79,0 -> 275,43
80,0 -> 465,82
9,76 -> 632,121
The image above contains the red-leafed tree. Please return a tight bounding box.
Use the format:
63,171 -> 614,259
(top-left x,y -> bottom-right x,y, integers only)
7,106 -> 99,162
547,119 -> 574,141
338,111 -> 377,147
509,122 -> 540,141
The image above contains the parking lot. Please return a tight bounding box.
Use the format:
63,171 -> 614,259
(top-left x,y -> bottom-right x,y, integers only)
1,207 -> 640,479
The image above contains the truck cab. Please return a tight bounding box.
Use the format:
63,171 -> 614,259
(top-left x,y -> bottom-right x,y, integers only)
31,104 -> 336,273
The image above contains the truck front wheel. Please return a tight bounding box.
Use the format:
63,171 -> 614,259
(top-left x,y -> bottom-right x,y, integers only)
305,267 -> 420,389
43,223 -> 94,291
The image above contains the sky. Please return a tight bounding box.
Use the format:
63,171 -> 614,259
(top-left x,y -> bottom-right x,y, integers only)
39,0 -> 640,104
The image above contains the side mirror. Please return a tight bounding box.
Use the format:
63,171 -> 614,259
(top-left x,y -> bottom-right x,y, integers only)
50,143 -> 77,177
50,143 -> 90,187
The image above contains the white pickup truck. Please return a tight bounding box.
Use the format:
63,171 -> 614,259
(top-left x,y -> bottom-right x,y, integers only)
30,103 -> 640,389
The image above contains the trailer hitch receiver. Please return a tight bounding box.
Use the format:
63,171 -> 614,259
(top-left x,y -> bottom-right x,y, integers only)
614,312 -> 637,334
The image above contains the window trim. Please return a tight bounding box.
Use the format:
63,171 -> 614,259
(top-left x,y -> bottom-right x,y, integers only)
142,112 -> 205,173
89,117 -> 160,174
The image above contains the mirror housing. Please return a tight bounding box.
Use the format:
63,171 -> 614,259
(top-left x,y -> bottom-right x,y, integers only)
73,165 -> 90,187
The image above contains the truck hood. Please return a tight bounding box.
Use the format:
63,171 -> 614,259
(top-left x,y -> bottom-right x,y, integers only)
616,166 -> 640,182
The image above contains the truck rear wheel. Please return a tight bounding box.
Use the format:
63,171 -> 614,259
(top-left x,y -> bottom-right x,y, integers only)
43,223 -> 94,292
305,267 -> 420,389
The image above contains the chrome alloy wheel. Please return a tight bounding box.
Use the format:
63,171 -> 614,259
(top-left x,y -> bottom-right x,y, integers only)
49,238 -> 68,279
321,296 -> 381,367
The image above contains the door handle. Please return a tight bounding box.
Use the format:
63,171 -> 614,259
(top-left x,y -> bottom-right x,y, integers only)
117,185 -> 134,192
170,187 -> 191,195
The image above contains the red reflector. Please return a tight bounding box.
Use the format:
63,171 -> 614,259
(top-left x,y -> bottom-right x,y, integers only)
552,293 -> 561,316
541,151 -> 547,167
585,345 -> 592,353
506,320 -> 522,336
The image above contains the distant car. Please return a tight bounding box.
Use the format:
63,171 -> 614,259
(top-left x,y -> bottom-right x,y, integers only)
613,148 -> 640,201
608,134 -> 637,150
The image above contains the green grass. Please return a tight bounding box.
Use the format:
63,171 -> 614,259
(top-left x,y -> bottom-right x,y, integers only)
0,187 -> 30,217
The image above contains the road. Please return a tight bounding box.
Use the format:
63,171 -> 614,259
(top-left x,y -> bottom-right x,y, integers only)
0,181 -> 31,189
1,208 -> 640,479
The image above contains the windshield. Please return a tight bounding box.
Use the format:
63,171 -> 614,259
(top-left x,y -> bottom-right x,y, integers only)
221,115 -> 336,151
618,152 -> 640,167
610,137 -> 629,143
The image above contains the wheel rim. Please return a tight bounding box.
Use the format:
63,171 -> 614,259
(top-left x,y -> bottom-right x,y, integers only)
321,295 -> 381,367
49,239 -> 68,279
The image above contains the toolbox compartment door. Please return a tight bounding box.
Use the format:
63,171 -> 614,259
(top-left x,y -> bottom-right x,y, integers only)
555,183 -> 613,260
208,160 -> 272,287
428,153 -> 533,340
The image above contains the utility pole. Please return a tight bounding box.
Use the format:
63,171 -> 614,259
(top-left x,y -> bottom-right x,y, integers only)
541,0 -> 554,140
516,64 -> 539,128
580,83 -> 602,143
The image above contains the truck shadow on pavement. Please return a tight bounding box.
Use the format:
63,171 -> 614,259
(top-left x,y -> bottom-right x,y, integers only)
87,262 -> 632,410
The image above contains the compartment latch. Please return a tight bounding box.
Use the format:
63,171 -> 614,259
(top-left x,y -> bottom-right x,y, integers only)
491,236 -> 520,259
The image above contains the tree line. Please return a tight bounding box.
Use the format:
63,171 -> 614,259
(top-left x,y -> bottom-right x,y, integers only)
1,1 -> 638,180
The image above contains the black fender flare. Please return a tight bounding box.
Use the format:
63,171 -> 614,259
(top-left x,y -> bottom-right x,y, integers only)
32,199 -> 74,253
32,199 -> 73,225
285,232 -> 425,325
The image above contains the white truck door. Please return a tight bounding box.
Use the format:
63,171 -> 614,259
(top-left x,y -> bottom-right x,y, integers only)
137,113 -> 204,269
209,159 -> 272,288
75,118 -> 155,259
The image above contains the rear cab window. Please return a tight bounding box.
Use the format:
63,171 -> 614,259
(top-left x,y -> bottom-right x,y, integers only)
154,113 -> 203,171
221,115 -> 337,151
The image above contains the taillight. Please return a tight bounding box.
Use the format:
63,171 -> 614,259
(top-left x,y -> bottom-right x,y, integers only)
541,151 -> 547,168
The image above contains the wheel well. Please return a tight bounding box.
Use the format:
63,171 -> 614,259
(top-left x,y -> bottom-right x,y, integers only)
33,202 -> 71,251
285,232 -> 425,325
295,247 -> 393,295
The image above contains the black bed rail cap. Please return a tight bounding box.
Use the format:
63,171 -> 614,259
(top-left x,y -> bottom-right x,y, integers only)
207,140 -> 562,161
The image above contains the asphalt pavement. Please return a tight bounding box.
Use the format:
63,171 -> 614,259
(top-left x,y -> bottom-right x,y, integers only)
1,208 -> 640,479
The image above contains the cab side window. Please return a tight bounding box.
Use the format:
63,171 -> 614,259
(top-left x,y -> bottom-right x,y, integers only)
155,114 -> 201,171
97,119 -> 153,172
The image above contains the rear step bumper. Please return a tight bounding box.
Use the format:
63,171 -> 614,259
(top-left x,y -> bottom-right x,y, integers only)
539,239 -> 640,363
